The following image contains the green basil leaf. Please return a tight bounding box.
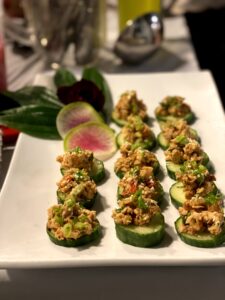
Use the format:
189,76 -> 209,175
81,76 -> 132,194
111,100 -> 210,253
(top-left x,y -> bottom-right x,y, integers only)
82,67 -> 113,123
54,68 -> 77,88
2,86 -> 63,109
0,105 -> 61,139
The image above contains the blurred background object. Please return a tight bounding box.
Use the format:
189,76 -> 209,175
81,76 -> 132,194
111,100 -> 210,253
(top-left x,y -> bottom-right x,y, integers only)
3,0 -> 31,48
3,0 -> 23,18
0,1 -> 7,91
118,0 -> 161,31
0,1 -> 19,145
114,12 -> 163,64
114,0 -> 163,64
21,0 -> 105,69
167,0 -> 225,110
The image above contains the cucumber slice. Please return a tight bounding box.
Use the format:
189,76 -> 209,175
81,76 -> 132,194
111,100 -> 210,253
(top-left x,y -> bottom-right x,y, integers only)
169,182 -> 186,208
157,128 -> 199,150
157,132 -> 169,150
115,170 -> 125,179
90,158 -> 105,183
57,190 -> 97,209
115,213 -> 165,247
47,222 -> 101,247
175,217 -> 225,248
56,102 -> 104,138
112,111 -> 127,127
166,161 -> 182,180
64,122 -> 117,161
116,132 -> 156,150
112,111 -> 148,127
166,152 -> 210,180
156,112 -> 195,124
60,158 -> 105,183
170,182 -> 218,208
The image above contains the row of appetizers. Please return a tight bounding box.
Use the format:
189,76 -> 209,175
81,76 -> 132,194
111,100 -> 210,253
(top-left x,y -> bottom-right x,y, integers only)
111,91 -> 166,247
46,147 -> 106,247
155,96 -> 225,248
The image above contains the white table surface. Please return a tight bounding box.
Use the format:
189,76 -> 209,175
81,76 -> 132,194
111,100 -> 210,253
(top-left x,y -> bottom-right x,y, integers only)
2,2 -> 225,300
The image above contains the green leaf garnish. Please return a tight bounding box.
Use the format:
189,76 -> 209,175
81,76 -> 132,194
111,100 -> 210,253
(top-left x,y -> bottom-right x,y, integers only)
2,86 -> 63,109
54,68 -> 77,88
0,105 -> 61,139
82,67 -> 113,123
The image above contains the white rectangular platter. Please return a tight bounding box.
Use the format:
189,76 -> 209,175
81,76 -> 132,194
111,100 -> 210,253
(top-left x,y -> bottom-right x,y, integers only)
0,71 -> 225,268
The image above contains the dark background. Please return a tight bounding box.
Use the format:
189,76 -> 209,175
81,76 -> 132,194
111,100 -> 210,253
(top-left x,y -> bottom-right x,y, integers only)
185,7 -> 225,111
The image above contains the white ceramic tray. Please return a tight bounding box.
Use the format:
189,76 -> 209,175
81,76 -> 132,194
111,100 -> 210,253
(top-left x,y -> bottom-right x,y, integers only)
0,71 -> 225,268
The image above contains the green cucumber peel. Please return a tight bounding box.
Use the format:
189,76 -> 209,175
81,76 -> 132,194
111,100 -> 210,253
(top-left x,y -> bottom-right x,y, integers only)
47,222 -> 101,247
115,213 -> 165,248
175,217 -> 225,248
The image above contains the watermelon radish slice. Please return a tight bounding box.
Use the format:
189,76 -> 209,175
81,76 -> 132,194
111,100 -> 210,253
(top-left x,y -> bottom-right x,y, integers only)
64,122 -> 117,161
56,102 -> 103,138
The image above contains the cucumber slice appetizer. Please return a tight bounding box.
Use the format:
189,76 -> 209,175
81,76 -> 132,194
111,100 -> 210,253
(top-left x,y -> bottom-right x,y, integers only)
116,132 -> 156,150
157,128 -> 199,150
170,182 -> 218,208
166,152 -> 209,180
47,222 -> 101,247
175,217 -> 225,248
60,157 -> 105,184
57,190 -> 97,209
64,121 -> 117,161
115,213 -> 165,248
56,101 -> 104,138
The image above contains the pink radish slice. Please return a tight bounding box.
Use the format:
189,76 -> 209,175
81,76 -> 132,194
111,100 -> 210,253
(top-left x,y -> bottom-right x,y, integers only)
56,102 -> 103,138
64,122 -> 117,161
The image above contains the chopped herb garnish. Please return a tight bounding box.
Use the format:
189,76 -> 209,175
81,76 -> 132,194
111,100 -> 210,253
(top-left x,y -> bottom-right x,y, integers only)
204,191 -> 221,205
63,223 -> 72,238
55,215 -> 64,226
74,170 -> 87,182
131,102 -> 138,114
79,215 -> 88,222
74,222 -> 86,230
130,166 -> 140,176
65,198 -> 75,208
135,190 -> 148,210
175,135 -> 189,145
